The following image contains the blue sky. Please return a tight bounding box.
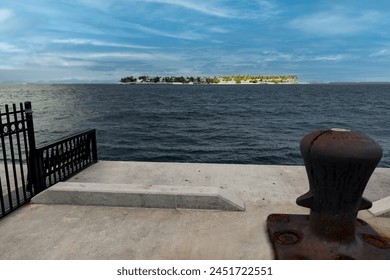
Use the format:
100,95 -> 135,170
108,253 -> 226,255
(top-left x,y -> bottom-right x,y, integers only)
1,0 -> 390,83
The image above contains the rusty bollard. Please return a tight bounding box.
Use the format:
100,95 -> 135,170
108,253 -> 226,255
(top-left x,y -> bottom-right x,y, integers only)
267,128 -> 390,259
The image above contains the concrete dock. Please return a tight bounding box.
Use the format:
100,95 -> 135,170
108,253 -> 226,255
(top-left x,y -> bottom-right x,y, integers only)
0,161 -> 389,259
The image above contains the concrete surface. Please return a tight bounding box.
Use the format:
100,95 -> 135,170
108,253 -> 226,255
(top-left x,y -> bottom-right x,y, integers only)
0,161 -> 389,260
31,182 -> 245,211
369,196 -> 390,217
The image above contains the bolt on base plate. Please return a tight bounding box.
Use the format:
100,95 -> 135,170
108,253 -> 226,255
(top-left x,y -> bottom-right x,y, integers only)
267,214 -> 390,260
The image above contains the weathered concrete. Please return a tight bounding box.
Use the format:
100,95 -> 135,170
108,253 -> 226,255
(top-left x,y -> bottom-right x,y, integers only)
67,161 -> 390,205
0,161 -> 388,260
369,196 -> 390,217
31,182 -> 245,211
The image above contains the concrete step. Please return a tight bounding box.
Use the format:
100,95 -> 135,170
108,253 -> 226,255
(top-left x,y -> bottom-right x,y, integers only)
368,196 -> 390,217
31,182 -> 245,211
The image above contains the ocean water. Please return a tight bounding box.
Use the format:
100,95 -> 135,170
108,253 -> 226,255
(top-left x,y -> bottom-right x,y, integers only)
1,83 -> 390,167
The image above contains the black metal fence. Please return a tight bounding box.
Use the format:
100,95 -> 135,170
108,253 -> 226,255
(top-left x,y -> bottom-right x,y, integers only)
34,129 -> 97,192
0,101 -> 97,219
0,103 -> 31,218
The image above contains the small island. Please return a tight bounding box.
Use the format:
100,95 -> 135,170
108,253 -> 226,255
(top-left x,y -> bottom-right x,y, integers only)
119,75 -> 298,84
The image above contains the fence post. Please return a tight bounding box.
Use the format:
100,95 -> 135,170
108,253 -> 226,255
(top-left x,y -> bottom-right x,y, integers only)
25,102 -> 44,194
91,129 -> 98,162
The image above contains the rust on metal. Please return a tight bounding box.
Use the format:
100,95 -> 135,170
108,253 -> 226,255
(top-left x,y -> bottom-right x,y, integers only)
361,234 -> 389,249
267,129 -> 390,259
268,214 -> 290,223
274,230 -> 301,245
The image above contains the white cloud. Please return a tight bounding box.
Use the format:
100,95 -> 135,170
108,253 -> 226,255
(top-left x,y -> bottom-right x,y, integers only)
140,0 -> 235,18
28,55 -> 94,68
208,26 -> 229,34
370,49 -> 390,57
33,51 -> 181,65
234,50 -> 347,64
0,42 -> 22,52
83,51 -> 180,61
0,9 -> 13,23
132,23 -> 205,40
0,8 -> 18,33
78,0 -> 115,10
312,55 -> 345,62
290,10 -> 382,36
139,0 -> 279,20
52,38 -> 158,49
257,0 -> 280,19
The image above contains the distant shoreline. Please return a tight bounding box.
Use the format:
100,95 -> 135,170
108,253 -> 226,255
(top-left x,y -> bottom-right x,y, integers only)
118,81 -> 300,85
119,75 -> 298,85
3,81 -> 390,86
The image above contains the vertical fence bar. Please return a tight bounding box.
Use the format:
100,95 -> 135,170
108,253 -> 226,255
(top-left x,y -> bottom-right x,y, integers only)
82,134 -> 87,164
0,108 -> 6,216
80,135 -> 85,165
16,103 -> 28,201
56,144 -> 61,181
1,105 -> 13,211
68,140 -> 75,174
25,101 -> 36,194
73,137 -> 79,170
65,141 -> 71,176
7,104 -> 21,206
20,103 -> 31,194
25,101 -> 43,195
74,137 -> 79,169
60,142 -> 66,179
46,149 -> 52,187
92,129 -> 98,162
0,177 -> 5,216
38,149 -> 46,190
52,146 -> 57,183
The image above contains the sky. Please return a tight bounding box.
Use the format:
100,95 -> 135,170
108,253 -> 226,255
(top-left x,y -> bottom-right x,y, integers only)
1,0 -> 390,83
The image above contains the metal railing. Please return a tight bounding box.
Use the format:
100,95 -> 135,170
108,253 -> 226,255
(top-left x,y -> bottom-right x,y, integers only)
34,129 -> 98,193
1,101 -> 97,219
0,102 -> 32,218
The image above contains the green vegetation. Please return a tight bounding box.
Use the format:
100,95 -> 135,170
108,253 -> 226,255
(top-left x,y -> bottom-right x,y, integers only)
120,75 -> 298,84
120,76 -> 137,83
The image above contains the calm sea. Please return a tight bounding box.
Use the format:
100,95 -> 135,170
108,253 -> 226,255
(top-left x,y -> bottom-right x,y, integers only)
1,83 -> 390,167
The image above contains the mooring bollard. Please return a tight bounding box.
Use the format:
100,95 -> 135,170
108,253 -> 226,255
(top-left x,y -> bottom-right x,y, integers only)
267,128 -> 390,259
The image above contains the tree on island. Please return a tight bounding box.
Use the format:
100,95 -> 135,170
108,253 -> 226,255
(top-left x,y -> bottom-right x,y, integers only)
119,74 -> 298,84
205,77 -> 220,84
120,76 -> 137,83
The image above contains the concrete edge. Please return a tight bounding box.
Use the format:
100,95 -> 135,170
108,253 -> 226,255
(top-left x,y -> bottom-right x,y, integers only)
218,188 -> 245,211
368,196 -> 390,217
31,182 -> 245,211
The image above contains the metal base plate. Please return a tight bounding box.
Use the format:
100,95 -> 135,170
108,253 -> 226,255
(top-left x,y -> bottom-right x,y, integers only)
267,214 -> 390,260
